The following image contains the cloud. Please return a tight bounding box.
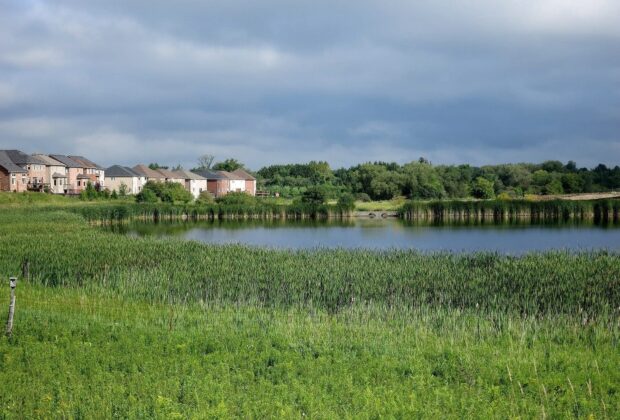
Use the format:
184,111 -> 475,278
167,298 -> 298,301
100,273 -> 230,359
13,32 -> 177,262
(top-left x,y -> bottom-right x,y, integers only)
0,0 -> 618,169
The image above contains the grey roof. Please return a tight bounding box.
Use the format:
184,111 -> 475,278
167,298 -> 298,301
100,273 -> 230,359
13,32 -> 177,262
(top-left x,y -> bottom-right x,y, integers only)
69,155 -> 104,170
191,169 -> 229,180
106,165 -> 141,177
49,154 -> 83,168
173,169 -> 206,180
3,150 -> 46,165
32,154 -> 66,167
77,174 -> 91,179
52,172 -> 67,178
0,151 -> 27,173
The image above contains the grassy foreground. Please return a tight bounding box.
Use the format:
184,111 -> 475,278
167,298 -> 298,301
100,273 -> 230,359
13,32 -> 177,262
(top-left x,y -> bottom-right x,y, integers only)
0,204 -> 619,417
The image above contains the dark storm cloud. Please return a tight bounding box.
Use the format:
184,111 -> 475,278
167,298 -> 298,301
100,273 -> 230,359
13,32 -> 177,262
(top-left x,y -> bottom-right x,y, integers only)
0,0 -> 618,169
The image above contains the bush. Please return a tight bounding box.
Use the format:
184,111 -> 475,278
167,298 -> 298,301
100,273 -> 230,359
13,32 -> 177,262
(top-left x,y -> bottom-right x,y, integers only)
301,186 -> 327,205
138,181 -> 193,204
216,192 -> 256,206
472,177 -> 496,199
355,193 -> 372,202
196,191 -> 215,205
337,193 -> 355,210
136,188 -> 158,203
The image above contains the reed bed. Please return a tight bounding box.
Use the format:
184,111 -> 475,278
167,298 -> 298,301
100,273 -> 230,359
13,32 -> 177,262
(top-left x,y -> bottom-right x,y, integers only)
0,206 -> 618,417
400,198 -> 620,222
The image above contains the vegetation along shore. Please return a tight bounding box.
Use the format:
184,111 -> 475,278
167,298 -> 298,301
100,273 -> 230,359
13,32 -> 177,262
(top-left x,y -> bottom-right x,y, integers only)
0,199 -> 618,417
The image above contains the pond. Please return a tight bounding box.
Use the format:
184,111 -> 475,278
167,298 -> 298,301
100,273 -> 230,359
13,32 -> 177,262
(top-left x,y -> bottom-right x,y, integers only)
111,218 -> 620,253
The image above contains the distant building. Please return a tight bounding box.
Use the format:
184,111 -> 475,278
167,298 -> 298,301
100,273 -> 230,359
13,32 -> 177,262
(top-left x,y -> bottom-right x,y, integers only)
69,156 -> 105,188
32,154 -> 68,194
156,168 -> 185,185
132,164 -> 166,183
1,150 -> 47,191
173,170 -> 208,199
231,168 -> 257,196
49,155 -> 88,194
105,165 -> 146,195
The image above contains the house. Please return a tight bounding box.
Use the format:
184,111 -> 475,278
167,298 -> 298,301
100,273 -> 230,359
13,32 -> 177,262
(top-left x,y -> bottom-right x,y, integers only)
231,169 -> 257,196
173,170 -> 208,199
191,169 -> 230,197
32,154 -> 68,194
132,164 -> 166,183
0,151 -> 28,192
221,171 -> 247,193
1,150 -> 47,191
49,154 -> 88,194
156,168 -> 185,185
105,165 -> 145,195
69,156 -> 105,188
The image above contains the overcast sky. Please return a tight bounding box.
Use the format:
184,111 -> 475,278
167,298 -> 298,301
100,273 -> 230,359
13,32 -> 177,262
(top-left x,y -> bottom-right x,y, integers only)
0,0 -> 619,170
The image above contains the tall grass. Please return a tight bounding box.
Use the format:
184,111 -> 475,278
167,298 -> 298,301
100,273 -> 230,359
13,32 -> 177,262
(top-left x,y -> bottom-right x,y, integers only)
0,206 -> 619,417
401,199 -> 620,222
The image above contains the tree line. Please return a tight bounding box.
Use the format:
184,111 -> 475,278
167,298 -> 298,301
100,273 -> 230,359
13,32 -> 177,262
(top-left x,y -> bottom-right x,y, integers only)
256,159 -> 620,200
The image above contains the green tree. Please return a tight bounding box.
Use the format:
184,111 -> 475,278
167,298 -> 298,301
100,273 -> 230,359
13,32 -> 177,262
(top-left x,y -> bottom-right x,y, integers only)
301,186 -> 327,205
472,177 -> 496,199
213,159 -> 244,172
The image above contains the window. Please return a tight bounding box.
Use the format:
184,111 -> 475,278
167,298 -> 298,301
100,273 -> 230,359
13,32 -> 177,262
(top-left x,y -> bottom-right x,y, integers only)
54,180 -> 57,186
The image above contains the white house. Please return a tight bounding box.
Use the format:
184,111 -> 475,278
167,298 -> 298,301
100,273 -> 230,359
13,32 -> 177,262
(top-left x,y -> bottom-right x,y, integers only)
174,170 -> 208,199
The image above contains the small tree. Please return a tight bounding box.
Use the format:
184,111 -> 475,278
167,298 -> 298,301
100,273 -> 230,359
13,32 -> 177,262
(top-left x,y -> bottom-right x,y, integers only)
196,190 -> 215,205
301,186 -> 327,205
118,183 -> 129,198
337,193 -> 355,211
136,188 -> 158,203
472,177 -> 495,199
111,190 -> 119,199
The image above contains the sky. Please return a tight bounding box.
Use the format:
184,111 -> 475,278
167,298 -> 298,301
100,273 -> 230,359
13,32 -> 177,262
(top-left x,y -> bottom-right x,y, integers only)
0,0 -> 619,170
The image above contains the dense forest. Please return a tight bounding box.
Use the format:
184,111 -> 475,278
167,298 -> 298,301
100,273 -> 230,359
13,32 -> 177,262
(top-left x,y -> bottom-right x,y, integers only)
254,159 -> 620,200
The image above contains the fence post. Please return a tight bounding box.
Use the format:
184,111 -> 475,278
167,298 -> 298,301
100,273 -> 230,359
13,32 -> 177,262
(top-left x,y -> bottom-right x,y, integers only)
6,277 -> 16,337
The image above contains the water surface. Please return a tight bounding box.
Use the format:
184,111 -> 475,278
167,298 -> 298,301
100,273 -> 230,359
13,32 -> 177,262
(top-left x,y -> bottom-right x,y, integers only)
112,219 -> 620,253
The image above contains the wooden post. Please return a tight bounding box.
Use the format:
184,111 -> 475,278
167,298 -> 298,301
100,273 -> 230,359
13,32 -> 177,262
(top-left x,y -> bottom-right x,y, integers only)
6,277 -> 16,337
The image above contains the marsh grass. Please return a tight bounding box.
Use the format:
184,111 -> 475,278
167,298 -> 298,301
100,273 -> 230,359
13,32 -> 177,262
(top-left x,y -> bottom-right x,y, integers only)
0,206 -> 618,417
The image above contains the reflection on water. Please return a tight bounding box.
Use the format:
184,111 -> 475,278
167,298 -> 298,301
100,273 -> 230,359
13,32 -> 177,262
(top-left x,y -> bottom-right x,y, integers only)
109,218 -> 620,253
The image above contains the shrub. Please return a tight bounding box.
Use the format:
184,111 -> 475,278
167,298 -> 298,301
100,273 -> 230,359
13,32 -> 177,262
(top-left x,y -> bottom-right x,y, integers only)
216,191 -> 257,206
301,186 -> 327,205
472,177 -> 496,199
355,193 -> 372,202
196,190 -> 215,204
136,188 -> 158,203
337,193 -> 355,210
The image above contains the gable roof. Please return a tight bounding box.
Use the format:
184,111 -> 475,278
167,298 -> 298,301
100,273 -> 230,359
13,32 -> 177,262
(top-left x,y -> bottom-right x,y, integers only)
156,168 -> 183,179
232,168 -> 256,180
49,154 -> 83,168
2,150 -> 46,166
0,151 -> 27,173
173,169 -> 206,180
132,164 -> 166,179
191,169 -> 229,180
69,155 -> 104,170
32,154 -> 66,167
106,165 -> 141,177
218,170 -> 245,180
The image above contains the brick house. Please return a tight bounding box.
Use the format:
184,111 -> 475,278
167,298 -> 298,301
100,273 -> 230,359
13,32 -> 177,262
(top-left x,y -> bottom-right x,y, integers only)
49,155 -> 87,194
173,170 -> 208,199
1,150 -> 47,191
0,151 -> 28,192
191,170 -> 231,197
231,169 -> 257,196
69,156 -> 105,189
32,154 -> 68,194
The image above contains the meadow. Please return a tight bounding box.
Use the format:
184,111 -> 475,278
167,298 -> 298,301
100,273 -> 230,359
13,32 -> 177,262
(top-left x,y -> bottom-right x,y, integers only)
0,201 -> 619,417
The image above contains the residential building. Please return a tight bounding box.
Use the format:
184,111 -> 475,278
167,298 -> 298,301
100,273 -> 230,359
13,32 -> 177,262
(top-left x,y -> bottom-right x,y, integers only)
156,168 -> 185,185
69,156 -> 105,188
49,154 -> 87,194
132,164 -> 166,183
105,166 -> 146,195
32,154 -> 68,194
173,170 -> 208,199
1,150 -> 47,191
192,170 -> 230,197
0,151 -> 28,192
231,169 -> 257,196
221,171 -> 247,193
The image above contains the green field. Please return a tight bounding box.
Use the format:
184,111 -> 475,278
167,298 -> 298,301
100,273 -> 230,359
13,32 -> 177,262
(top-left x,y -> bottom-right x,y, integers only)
0,202 -> 619,418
